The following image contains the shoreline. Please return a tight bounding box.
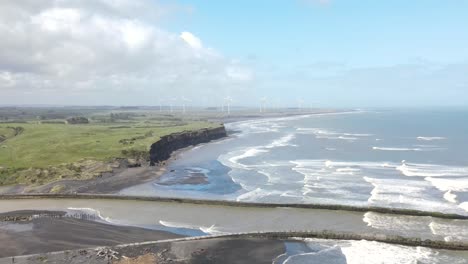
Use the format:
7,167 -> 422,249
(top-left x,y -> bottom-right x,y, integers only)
1,209 -> 467,261
1,229 -> 468,264
0,110 -> 342,195
0,210 -> 183,258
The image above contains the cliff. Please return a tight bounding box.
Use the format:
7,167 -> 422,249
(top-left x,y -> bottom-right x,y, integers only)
149,125 -> 227,166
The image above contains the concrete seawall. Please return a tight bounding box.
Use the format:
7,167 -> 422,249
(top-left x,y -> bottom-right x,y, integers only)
1,230 -> 467,263
1,193 -> 467,220
116,231 -> 468,251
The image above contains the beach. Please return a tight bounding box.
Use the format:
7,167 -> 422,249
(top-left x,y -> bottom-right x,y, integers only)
2,110 -> 468,263
0,210 -> 182,257
1,204 -> 468,263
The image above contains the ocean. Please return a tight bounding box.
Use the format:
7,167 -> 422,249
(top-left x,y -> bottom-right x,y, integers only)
121,109 -> 468,216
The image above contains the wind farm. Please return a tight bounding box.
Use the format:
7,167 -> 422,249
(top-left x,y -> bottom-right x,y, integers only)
2,0 -> 468,263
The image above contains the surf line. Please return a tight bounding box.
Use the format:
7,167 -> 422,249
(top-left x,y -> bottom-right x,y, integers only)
1,193 -> 468,220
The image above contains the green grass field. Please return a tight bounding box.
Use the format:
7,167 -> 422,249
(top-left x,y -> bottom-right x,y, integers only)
0,118 -> 218,185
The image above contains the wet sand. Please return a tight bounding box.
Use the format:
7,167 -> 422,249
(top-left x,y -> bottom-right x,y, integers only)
0,211 -> 182,258
0,237 -> 287,264
0,165 -> 168,195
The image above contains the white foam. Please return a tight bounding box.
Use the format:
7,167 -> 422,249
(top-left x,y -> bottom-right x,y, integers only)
300,239 -> 447,264
290,160 -> 376,205
228,113 -> 336,136
417,136 -> 446,141
343,133 -> 373,137
397,162 -> 468,177
236,187 -> 284,202
363,212 -> 431,235
282,246 -> 346,264
429,220 -> 468,242
316,135 -> 357,141
336,167 -> 361,172
292,160 -> 394,170
425,176 -> 468,204
227,133 -> 298,168
159,220 -> 197,229
362,176 -> 464,213
444,190 -> 458,203
257,169 -> 275,184
199,224 -> 227,235
66,207 -> 112,223
459,202 -> 468,212
240,159 -> 468,213
425,177 -> 468,192
296,127 -> 371,141
159,220 -> 226,235
228,147 -> 268,167
266,133 -> 297,148
372,146 -> 422,151
339,240 -> 435,264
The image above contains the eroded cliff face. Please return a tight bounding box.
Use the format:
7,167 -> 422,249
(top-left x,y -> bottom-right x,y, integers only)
149,125 -> 227,165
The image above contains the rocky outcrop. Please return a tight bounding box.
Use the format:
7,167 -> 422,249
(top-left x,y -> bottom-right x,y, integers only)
149,126 -> 227,166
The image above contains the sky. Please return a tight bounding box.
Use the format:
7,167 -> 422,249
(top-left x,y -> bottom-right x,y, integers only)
0,0 -> 467,107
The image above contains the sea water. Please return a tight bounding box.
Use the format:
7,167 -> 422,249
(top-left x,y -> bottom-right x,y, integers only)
121,109 -> 468,215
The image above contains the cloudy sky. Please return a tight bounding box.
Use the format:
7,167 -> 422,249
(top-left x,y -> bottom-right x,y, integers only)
1,0 -> 467,107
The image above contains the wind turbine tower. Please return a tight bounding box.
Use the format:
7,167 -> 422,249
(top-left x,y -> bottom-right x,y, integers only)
224,96 -> 233,115
169,98 -> 176,113
181,97 -> 191,114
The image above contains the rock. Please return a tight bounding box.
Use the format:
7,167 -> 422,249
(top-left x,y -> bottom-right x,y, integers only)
149,126 -> 227,165
96,247 -> 119,260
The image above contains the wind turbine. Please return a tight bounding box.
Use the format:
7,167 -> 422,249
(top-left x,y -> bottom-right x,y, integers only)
260,97 -> 267,113
224,96 -> 233,115
181,97 -> 191,114
158,99 -> 163,112
169,98 -> 176,113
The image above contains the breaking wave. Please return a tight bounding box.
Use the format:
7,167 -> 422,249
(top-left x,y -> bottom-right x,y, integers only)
372,147 -> 423,151
417,136 -> 446,141
277,238 -> 466,264
159,220 -> 226,235
396,161 -> 468,177
65,207 -> 114,223
297,128 -> 372,141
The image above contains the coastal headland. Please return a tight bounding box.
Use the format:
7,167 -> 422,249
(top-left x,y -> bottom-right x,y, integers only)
0,107 -> 332,194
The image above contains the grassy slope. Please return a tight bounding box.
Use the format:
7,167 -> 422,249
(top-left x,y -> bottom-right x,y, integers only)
0,121 -> 216,169
0,127 -> 16,140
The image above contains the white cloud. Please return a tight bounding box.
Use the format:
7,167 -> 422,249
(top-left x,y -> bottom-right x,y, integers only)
180,31 -> 203,50
0,0 -> 252,105
31,8 -> 82,32
226,66 -> 254,82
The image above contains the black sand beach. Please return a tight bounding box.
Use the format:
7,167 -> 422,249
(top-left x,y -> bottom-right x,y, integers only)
0,211 -> 182,258
0,237 -> 287,264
